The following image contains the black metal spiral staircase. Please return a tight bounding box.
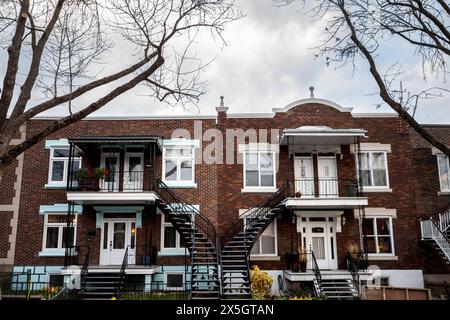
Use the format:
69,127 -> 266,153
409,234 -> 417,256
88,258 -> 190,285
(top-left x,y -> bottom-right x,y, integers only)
220,183 -> 290,299
153,176 -> 220,300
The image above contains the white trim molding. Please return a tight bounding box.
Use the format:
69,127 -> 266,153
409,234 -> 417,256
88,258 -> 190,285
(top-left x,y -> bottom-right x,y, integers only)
238,143 -> 280,153
350,143 -> 392,153
354,207 -> 397,219
272,98 -> 353,113
163,139 -> 200,148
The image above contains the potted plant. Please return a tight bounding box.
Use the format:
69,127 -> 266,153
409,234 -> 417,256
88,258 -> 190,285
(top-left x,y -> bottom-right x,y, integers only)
94,167 -> 109,180
345,183 -> 358,197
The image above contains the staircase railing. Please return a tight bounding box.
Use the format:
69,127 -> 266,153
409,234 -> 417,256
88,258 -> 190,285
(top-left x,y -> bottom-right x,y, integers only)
310,249 -> 322,297
345,250 -> 368,296
152,175 -> 217,250
117,246 -> 129,298
221,182 -> 290,247
80,247 -> 90,292
439,210 -> 450,233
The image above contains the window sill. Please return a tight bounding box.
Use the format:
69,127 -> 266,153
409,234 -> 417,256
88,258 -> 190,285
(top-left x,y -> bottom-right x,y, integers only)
367,255 -> 398,261
38,250 -> 77,257
44,183 -> 67,190
158,249 -> 189,257
438,191 -> 450,196
250,255 -> 280,261
361,188 -> 392,193
161,182 -> 197,189
241,187 -> 278,194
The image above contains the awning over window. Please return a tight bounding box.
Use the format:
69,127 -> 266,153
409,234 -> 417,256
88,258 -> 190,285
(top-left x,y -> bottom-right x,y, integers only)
279,126 -> 367,146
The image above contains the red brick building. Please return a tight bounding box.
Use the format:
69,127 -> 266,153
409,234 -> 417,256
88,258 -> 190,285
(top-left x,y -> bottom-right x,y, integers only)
0,96 -> 449,299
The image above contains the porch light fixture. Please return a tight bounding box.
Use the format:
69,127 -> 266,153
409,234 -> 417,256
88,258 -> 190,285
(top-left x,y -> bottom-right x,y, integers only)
341,217 -> 346,226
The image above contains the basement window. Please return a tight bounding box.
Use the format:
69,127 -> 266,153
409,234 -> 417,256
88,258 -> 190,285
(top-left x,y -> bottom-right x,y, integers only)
165,273 -> 184,289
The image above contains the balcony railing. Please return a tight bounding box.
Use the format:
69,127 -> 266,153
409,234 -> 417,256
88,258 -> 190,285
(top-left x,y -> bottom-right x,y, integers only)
294,177 -> 339,197
68,170 -> 149,192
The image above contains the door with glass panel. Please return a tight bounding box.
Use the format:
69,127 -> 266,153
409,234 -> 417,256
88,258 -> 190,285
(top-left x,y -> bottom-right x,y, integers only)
100,153 -> 120,191
318,157 -> 338,197
294,157 -> 314,197
306,219 -> 337,270
124,152 -> 144,191
100,219 -> 136,265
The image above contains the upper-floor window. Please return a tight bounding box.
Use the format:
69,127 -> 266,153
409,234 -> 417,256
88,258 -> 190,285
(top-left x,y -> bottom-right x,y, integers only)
358,152 -> 389,188
437,154 -> 450,192
244,151 -> 276,189
362,217 -> 394,256
163,146 -> 195,185
48,147 -> 81,186
42,213 -> 77,252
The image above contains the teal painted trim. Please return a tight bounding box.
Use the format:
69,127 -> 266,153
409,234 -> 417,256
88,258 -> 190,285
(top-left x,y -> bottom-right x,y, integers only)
39,204 -> 83,215
96,212 -> 103,229
158,249 -> 189,257
136,212 -> 142,228
44,183 -> 66,190
162,182 -> 197,189
163,139 -> 200,148
45,139 -> 69,149
93,206 -> 144,213
38,250 -> 77,257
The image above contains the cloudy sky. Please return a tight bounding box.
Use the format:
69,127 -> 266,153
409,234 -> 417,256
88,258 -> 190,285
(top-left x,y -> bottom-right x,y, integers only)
2,0 -> 449,123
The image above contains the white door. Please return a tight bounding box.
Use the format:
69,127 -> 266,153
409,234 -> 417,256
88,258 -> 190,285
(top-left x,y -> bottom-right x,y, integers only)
294,157 -> 314,197
123,153 -> 144,191
100,219 -> 136,265
100,153 -> 120,192
318,157 -> 338,198
306,219 -> 337,270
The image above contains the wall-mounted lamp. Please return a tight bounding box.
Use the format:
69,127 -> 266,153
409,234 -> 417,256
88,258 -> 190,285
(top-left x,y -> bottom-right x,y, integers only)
341,217 -> 346,226
340,153 -> 344,160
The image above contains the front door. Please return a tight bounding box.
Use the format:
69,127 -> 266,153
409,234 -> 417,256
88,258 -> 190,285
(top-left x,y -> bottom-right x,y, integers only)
294,157 -> 314,197
123,152 -> 144,191
100,218 -> 136,265
305,218 -> 337,270
100,153 -> 120,192
318,157 -> 338,197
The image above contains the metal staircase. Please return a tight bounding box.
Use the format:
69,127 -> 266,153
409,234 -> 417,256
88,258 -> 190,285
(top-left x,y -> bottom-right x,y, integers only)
153,176 -> 220,299
220,184 -> 290,299
421,210 -> 450,264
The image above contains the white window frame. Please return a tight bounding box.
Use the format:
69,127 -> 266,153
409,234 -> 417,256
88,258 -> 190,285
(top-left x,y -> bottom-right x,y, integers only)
362,216 -> 395,257
437,154 -> 450,192
160,214 -> 190,251
356,151 -> 390,190
162,145 -> 196,187
164,272 -> 185,290
47,147 -> 81,187
243,151 -> 277,192
41,213 -> 77,253
250,219 -> 278,256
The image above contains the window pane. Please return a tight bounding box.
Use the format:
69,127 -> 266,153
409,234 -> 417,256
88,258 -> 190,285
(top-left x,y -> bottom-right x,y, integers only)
378,236 -> 392,253
165,160 -> 177,181
376,218 -> 391,235
62,227 -> 75,248
260,172 -> 274,187
166,147 -> 192,158
245,171 -> 259,187
373,169 -> 387,186
359,170 -> 371,186
362,218 -> 374,235
113,223 -> 126,249
46,227 -> 59,249
47,215 -> 68,224
261,236 -> 275,254
359,153 -> 370,170
245,153 -> 258,171
251,239 -> 260,254
260,153 -> 273,170
371,153 -> 386,169
438,155 -> 450,191
53,149 -> 70,157
180,161 -> 192,181
312,237 -> 325,259
70,160 -> 81,174
49,275 -> 65,288
167,274 -> 183,288
164,226 -> 177,248
263,222 -> 275,235
363,236 -> 376,253
103,223 -> 108,249
51,161 -> 65,182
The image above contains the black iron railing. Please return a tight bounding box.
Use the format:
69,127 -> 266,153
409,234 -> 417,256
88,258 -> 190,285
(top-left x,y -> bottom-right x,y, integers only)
310,250 -> 322,296
345,251 -> 368,296
67,170 -> 146,192
121,281 -> 191,300
80,247 -> 90,292
117,246 -> 129,298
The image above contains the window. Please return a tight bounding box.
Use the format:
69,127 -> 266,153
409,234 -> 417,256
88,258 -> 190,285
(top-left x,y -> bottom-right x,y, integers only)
358,152 -> 389,188
244,151 -> 276,189
48,274 -> 65,288
166,273 -> 184,289
437,154 -> 450,191
48,147 -> 81,186
163,146 -> 195,184
42,214 -> 77,252
248,219 -> 277,256
362,217 -> 394,255
161,214 -> 189,250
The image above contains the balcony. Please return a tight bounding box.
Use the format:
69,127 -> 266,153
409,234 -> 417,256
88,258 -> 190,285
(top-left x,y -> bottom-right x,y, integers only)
65,136 -> 162,205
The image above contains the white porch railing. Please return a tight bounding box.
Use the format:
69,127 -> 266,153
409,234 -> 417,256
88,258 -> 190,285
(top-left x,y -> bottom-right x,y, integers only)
421,218 -> 450,262
439,210 -> 450,232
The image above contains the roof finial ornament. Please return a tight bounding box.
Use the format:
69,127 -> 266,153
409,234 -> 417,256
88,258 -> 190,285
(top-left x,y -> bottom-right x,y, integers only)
309,86 -> 315,98
220,95 -> 225,108
216,95 -> 228,113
